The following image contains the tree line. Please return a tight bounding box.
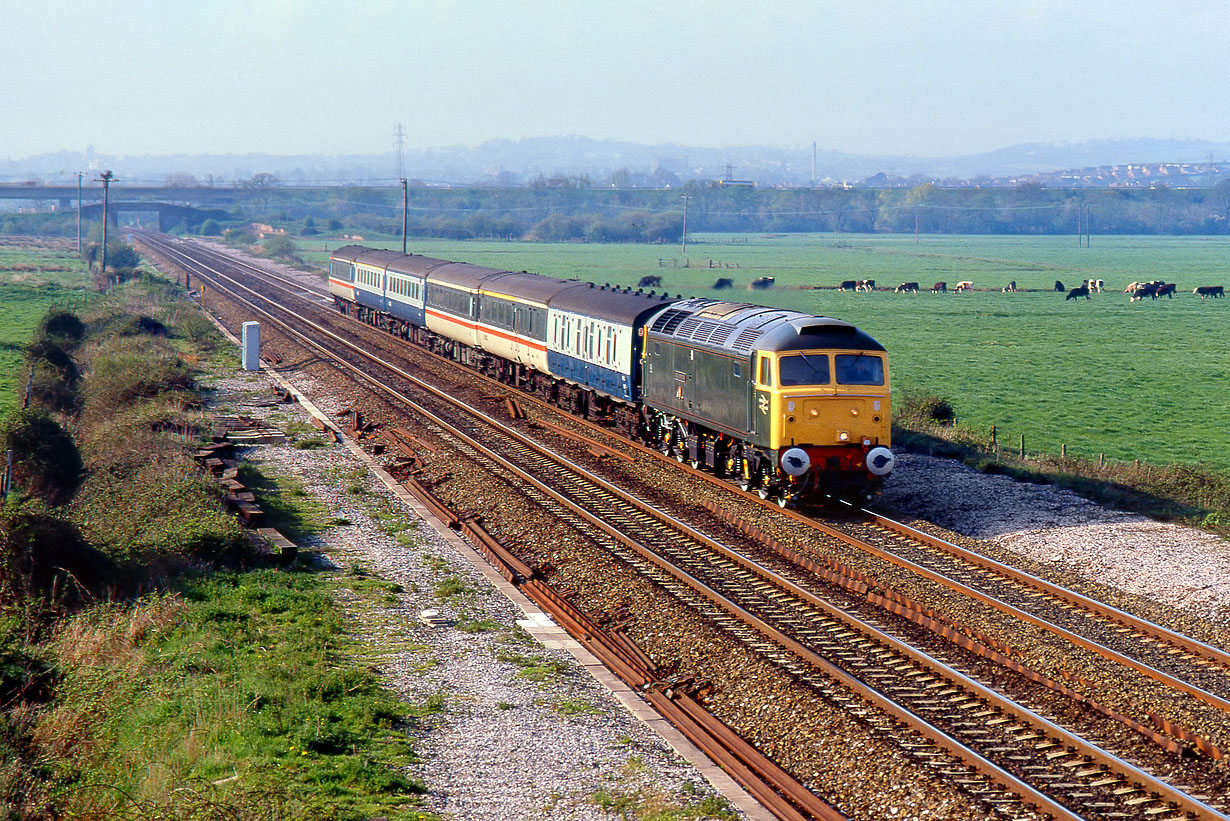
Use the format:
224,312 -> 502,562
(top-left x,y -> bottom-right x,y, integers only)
8,179 -> 1230,240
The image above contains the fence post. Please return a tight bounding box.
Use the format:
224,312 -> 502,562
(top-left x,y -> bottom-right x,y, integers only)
1061,443 -> 1067,458
1099,453 -> 1105,467
990,425 -> 997,452
1019,434 -> 1025,458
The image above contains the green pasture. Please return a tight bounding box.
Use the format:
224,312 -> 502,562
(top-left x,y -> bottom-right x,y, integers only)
0,248 -> 91,420
307,234 -> 1229,472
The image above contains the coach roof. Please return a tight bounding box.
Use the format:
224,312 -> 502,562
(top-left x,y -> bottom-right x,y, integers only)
385,253 -> 454,277
550,282 -> 678,323
480,271 -> 587,304
351,249 -> 405,270
426,261 -> 512,291
329,244 -> 370,263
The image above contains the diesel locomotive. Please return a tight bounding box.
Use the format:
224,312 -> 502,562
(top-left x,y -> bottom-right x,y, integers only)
328,245 -> 894,504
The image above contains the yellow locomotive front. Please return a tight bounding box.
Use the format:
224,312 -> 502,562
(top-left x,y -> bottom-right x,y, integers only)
749,338 -> 895,503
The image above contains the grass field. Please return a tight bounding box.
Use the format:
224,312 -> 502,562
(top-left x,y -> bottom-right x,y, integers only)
0,245 -> 91,420
298,234 -> 1230,472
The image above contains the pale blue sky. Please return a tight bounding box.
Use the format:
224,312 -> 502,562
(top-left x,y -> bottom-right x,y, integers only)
3,0 -> 1228,158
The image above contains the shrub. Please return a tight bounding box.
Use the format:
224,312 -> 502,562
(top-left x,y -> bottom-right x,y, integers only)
897,391 -> 956,426
223,227 -> 254,245
0,500 -> 116,607
0,410 -> 82,505
260,235 -> 300,263
36,311 -> 85,349
79,337 -> 194,417
71,460 -> 247,565
173,309 -> 220,348
199,218 -> 221,236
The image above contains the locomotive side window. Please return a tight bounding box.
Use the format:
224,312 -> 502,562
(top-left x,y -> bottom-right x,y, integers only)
779,354 -> 830,386
758,355 -> 772,387
835,354 -> 884,386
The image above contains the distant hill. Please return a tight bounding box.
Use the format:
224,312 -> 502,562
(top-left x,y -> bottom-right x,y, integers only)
3,137 -> 1229,188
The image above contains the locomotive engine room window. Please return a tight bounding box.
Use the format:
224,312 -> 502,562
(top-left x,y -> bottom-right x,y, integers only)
779,354 -> 830,386
835,354 -> 884,386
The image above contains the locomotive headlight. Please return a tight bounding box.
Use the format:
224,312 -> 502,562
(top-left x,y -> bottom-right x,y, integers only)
809,408 -> 819,418
781,447 -> 810,476
838,431 -> 849,442
850,408 -> 859,416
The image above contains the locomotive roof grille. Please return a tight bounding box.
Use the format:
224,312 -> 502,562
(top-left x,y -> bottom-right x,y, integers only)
650,308 -> 692,334
732,329 -> 763,353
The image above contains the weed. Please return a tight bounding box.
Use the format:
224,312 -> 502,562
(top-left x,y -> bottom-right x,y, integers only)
455,616 -> 501,633
497,650 -> 568,683
434,576 -> 468,600
496,701 -> 515,711
544,698 -> 602,718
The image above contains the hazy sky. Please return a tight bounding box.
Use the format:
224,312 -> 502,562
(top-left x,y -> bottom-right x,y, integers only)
4,0 -> 1229,159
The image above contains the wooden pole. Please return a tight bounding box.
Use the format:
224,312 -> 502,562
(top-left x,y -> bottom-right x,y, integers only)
1019,434 -> 1025,458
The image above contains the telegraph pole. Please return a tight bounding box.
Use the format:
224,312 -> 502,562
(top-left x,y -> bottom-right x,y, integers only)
76,172 -> 82,253
401,178 -> 408,254
681,194 -> 690,253
98,170 -> 114,274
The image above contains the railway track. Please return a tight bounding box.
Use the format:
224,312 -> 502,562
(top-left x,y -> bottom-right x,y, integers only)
135,234 -> 1230,819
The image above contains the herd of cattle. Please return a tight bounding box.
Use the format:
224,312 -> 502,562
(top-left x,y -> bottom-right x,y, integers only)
633,273 -> 1225,301
835,277 -> 1224,301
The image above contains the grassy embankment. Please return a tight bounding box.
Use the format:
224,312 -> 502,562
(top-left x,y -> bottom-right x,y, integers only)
290,233 -> 1229,533
0,251 -> 443,819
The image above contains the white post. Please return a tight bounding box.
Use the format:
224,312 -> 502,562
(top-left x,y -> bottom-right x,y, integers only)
241,322 -> 261,371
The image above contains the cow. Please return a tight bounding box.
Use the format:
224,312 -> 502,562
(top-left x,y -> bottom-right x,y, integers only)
839,280 -> 858,292
931,281 -> 947,293
856,278 -> 876,292
1001,280 -> 1017,292
713,277 -> 733,290
895,281 -> 919,293
1130,282 -> 1160,301
1066,284 -> 1090,301
1195,285 -> 1225,298
638,275 -> 662,288
1156,282 -> 1177,299
954,281 -> 973,292
1055,280 -> 1065,292
1124,281 -> 1141,293
749,276 -> 775,290
1092,279 -> 1104,293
